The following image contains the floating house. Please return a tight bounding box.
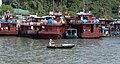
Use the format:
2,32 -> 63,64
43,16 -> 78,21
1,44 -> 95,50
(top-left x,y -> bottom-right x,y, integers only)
77,12 -> 102,38
65,12 -> 102,38
0,11 -> 18,35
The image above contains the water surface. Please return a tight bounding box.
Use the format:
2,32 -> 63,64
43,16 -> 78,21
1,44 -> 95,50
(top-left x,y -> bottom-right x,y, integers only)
0,36 -> 120,64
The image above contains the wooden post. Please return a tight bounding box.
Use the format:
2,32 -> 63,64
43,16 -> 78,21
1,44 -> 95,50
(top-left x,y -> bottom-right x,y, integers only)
60,0 -> 62,13
83,0 -> 85,12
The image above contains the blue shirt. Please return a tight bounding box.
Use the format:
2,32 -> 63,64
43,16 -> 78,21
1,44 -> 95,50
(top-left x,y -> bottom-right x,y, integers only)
7,20 -> 11,22
82,19 -> 88,23
1,19 -> 4,22
96,19 -> 99,23
12,19 -> 16,22
48,19 -> 53,23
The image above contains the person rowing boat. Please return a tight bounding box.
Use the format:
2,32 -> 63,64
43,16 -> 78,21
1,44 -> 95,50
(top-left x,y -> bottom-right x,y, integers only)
49,39 -> 55,46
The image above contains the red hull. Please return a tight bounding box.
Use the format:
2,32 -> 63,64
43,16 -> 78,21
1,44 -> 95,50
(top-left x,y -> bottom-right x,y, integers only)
38,32 -> 62,39
0,31 -> 18,35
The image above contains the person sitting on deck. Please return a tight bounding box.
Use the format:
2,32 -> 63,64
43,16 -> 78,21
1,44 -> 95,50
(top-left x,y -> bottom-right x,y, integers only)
82,16 -> 88,23
49,39 -> 55,46
12,19 -> 16,22
95,17 -> 99,23
1,17 -> 5,22
48,19 -> 53,24
92,17 -> 99,23
48,19 -> 58,24
82,19 -> 88,23
52,20 -> 58,24
7,20 -> 11,22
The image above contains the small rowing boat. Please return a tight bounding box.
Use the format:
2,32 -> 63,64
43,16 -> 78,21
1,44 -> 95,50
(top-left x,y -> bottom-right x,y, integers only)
47,39 -> 75,49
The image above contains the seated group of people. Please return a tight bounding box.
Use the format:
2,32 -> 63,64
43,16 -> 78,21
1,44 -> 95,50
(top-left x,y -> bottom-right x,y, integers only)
82,17 -> 99,23
1,16 -> 16,23
47,18 -> 65,24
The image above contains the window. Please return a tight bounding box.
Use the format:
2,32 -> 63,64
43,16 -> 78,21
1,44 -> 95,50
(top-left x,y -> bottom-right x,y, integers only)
91,25 -> 94,33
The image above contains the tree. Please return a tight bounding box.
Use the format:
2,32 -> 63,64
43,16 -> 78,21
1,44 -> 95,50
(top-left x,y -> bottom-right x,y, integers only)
2,0 -> 120,18
0,4 -> 14,13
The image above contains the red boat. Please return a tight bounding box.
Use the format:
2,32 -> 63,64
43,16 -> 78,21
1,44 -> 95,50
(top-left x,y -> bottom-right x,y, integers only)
0,11 -> 18,36
65,12 -> 102,39
76,12 -> 102,38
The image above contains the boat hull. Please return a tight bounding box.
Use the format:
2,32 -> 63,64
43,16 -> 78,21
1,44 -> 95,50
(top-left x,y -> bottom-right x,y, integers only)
47,44 -> 75,49
38,32 -> 62,39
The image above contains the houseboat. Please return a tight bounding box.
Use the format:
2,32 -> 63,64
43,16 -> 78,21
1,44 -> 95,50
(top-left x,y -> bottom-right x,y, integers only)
0,11 -> 18,36
19,13 -> 66,39
65,12 -> 102,39
76,12 -> 102,38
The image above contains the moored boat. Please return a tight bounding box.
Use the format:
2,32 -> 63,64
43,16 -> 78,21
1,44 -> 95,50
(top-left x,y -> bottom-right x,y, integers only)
0,10 -> 18,36
76,12 -> 102,38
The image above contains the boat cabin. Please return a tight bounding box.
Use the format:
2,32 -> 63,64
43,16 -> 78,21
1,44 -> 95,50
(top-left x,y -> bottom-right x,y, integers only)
76,12 -> 93,22
38,24 -> 66,39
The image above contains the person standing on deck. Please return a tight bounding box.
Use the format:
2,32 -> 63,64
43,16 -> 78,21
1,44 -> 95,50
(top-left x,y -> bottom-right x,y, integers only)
5,10 -> 10,22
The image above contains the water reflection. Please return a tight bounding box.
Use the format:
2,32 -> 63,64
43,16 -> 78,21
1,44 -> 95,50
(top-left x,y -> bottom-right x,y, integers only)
0,37 -> 120,64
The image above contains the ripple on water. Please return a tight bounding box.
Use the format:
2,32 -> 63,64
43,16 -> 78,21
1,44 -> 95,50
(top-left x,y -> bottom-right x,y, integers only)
0,37 -> 120,64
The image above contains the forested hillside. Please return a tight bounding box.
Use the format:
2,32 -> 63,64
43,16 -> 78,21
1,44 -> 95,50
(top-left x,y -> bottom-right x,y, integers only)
1,0 -> 120,18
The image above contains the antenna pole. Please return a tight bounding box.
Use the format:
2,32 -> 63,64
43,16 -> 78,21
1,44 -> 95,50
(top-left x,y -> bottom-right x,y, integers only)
83,0 -> 85,12
52,0 -> 54,13
60,0 -> 62,13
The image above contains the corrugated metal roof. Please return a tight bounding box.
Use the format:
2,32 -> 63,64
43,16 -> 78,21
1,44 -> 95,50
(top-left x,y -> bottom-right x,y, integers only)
14,9 -> 29,15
